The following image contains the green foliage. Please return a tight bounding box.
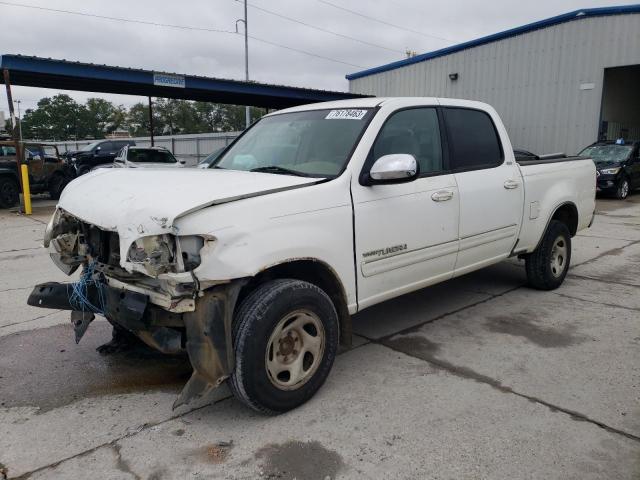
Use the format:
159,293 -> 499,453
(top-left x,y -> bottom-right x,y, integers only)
18,95 -> 265,141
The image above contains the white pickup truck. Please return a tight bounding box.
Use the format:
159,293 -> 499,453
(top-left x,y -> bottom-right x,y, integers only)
30,97 -> 596,414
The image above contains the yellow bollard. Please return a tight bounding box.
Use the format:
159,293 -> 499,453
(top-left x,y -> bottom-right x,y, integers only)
20,164 -> 32,215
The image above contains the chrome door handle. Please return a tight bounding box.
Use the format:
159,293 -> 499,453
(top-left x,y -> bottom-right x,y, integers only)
431,190 -> 454,202
504,179 -> 519,189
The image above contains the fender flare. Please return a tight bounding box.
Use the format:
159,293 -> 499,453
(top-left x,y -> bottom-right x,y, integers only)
532,201 -> 579,252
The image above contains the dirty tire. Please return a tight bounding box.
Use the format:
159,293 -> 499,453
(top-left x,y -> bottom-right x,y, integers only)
525,220 -> 571,290
616,177 -> 630,200
229,279 -> 339,414
48,174 -> 67,200
0,176 -> 19,208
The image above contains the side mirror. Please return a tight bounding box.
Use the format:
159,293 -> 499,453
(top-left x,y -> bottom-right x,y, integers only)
179,160 -> 186,165
366,154 -> 419,185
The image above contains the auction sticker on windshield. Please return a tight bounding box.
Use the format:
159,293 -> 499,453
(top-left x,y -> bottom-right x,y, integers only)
325,109 -> 367,120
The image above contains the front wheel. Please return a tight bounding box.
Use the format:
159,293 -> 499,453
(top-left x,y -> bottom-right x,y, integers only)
229,279 -> 339,414
525,220 -> 571,290
616,177 -> 630,200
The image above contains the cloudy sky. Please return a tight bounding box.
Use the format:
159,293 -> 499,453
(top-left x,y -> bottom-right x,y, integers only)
0,0 -> 634,118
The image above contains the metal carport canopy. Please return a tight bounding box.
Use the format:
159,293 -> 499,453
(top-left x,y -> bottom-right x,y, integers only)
0,54 -> 367,109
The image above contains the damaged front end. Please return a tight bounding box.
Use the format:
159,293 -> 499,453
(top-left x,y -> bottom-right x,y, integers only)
30,209 -> 244,409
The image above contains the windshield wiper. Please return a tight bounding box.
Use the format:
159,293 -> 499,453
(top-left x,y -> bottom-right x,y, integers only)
250,165 -> 309,177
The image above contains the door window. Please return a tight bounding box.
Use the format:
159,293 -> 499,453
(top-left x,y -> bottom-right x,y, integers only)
43,146 -> 58,161
0,146 -> 16,156
372,108 -> 443,175
444,108 -> 503,171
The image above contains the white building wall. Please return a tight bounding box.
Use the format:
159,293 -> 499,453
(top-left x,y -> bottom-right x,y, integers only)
349,14 -> 640,155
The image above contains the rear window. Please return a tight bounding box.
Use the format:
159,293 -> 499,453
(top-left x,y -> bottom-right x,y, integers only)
444,108 -> 503,171
127,149 -> 177,163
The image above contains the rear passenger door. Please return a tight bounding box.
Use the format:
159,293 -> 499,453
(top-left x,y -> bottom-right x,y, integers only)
95,142 -> 115,163
352,107 -> 460,308
442,107 -> 523,275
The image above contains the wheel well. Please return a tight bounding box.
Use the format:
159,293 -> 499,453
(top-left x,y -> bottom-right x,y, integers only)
0,172 -> 18,184
239,260 -> 352,346
551,203 -> 578,236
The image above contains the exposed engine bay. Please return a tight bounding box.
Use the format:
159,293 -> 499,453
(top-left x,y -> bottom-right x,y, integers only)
29,208 -> 244,409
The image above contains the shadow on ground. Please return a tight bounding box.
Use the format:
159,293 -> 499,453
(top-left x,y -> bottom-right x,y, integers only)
0,320 -> 192,412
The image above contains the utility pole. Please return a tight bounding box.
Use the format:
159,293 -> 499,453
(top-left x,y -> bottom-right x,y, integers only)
14,100 -> 22,142
148,96 -> 155,147
237,0 -> 250,129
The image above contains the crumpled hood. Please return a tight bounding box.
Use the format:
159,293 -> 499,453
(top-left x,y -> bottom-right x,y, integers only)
58,167 -> 319,244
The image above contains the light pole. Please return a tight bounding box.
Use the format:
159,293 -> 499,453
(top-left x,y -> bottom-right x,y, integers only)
14,99 -> 22,141
236,0 -> 250,129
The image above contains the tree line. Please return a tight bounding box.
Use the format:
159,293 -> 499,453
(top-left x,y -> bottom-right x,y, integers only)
4,94 -> 265,141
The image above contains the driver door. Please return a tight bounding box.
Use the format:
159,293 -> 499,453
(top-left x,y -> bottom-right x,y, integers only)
25,145 -> 45,184
351,107 -> 459,309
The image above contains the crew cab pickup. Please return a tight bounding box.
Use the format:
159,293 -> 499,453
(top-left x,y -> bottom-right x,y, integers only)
29,98 -> 596,414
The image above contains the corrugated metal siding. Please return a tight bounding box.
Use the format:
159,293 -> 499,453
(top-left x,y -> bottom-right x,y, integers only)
349,14 -> 640,155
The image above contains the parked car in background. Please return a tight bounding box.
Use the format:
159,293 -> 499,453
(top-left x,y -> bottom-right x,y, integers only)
0,141 -> 71,208
579,140 -> 640,199
110,146 -> 185,169
71,139 -> 136,175
31,97 -> 595,413
197,147 -> 225,169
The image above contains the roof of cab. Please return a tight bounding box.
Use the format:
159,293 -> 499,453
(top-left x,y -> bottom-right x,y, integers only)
270,97 -> 495,116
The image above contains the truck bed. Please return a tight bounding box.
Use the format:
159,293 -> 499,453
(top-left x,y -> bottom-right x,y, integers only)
515,156 -> 596,254
516,154 -> 589,166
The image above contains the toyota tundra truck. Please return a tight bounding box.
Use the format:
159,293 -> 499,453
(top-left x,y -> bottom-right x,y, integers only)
28,98 -> 596,414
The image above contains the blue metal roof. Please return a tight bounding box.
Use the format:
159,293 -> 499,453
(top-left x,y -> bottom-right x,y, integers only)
346,4 -> 640,80
0,55 -> 365,108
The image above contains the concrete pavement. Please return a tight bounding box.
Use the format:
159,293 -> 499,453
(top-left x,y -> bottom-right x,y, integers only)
0,195 -> 638,479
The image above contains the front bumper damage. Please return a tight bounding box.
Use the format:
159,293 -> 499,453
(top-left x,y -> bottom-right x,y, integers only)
28,274 -> 246,409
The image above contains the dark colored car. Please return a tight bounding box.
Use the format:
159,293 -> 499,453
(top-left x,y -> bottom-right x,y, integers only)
579,141 -> 640,199
70,139 -> 136,175
0,141 -> 72,208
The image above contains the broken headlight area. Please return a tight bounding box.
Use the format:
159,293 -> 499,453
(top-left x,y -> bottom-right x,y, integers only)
128,235 -> 176,276
44,209 -> 121,274
45,208 -> 209,279
49,232 -> 84,275
127,235 -> 206,277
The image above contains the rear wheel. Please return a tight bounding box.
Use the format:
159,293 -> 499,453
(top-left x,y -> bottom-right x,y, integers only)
525,220 -> 571,290
48,174 -> 68,200
616,177 -> 630,200
0,176 -> 19,208
229,279 -> 339,414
